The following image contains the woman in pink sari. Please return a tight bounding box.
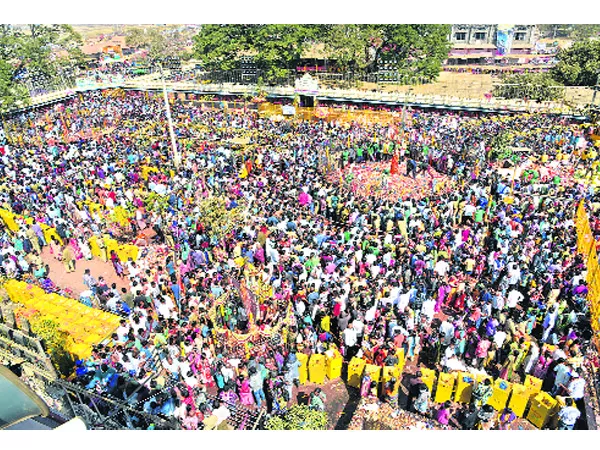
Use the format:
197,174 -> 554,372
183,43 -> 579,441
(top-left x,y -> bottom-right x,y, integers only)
70,238 -> 84,260
136,207 -> 147,231
237,375 -> 254,406
197,356 -> 215,387
298,190 -> 311,207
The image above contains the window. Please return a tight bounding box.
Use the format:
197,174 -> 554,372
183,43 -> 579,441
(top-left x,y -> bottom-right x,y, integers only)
474,32 -> 486,40
515,33 -> 526,41
455,32 -> 466,41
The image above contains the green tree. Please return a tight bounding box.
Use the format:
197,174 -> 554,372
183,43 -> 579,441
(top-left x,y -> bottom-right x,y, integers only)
551,40 -> 600,86
249,25 -> 318,82
0,24 -> 83,112
193,24 -> 450,83
571,25 -> 600,41
265,405 -> 328,430
194,25 -> 318,82
493,73 -> 565,102
537,24 -> 600,41
368,24 -> 451,81
323,25 -> 373,73
125,26 -> 189,61
193,25 -> 251,71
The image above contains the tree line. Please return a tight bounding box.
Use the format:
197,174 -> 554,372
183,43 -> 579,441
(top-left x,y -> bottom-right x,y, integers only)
192,25 -> 452,83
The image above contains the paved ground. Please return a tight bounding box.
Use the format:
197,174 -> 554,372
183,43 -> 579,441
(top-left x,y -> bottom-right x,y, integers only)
41,248 -> 129,297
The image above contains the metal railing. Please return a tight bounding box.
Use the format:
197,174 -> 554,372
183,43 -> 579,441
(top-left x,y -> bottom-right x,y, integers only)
7,78 -> 590,118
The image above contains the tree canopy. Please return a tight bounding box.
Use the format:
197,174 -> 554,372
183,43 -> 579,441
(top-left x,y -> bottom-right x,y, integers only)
537,24 -> 600,41
551,39 -> 600,86
193,24 -> 451,82
125,26 -> 191,62
0,24 -> 83,113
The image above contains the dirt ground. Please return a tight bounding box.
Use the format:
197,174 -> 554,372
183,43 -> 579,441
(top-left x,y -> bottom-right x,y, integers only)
40,247 -> 129,297
340,71 -> 594,106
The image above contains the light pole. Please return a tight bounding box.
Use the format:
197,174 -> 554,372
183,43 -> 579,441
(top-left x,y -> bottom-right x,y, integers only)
157,62 -> 181,169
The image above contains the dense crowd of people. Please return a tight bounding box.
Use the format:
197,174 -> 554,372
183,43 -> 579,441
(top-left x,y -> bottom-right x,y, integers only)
0,89 -> 598,430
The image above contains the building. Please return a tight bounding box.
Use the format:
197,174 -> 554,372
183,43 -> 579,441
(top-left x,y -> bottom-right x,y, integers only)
447,24 -> 539,65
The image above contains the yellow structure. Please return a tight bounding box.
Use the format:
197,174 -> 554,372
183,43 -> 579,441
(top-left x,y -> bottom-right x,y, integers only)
395,348 -> 406,373
420,368 -> 436,392
487,379 -> 512,411
364,364 -> 382,383
347,357 -> 366,388
325,350 -> 343,381
382,366 -> 401,397
308,354 -> 326,384
575,201 -> 600,346
508,383 -> 530,417
524,375 -> 543,399
4,279 -> 120,359
434,372 -> 456,404
297,353 -> 309,385
526,391 -> 558,429
455,372 -> 476,403
89,235 -> 139,262
0,209 -> 20,232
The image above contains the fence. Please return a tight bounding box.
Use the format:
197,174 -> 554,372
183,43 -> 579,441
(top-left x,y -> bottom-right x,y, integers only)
0,313 -> 265,430
5,79 -> 589,117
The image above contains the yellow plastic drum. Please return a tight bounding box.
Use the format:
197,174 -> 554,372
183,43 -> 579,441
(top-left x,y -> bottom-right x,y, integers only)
308,354 -> 327,384
325,351 -> 343,381
434,371 -> 456,404
508,383 -> 530,418
420,368 -> 437,393
454,372 -> 475,404
347,357 -> 366,388
524,375 -> 543,399
487,379 -> 512,411
526,392 -> 557,429
297,353 -> 309,385
364,364 -> 382,383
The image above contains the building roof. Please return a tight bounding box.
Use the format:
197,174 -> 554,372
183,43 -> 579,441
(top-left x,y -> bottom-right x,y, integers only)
448,53 -> 495,59
81,36 -> 129,55
452,44 -> 497,49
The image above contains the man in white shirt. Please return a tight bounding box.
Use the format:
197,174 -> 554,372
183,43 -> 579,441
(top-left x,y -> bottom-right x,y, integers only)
295,296 -> 307,315
463,203 -> 476,218
397,292 -> 411,312
116,320 -> 130,342
422,298 -> 436,325
557,398 -> 581,430
439,319 -> 455,346
435,259 -> 450,277
352,319 -> 365,338
162,356 -> 180,379
506,289 -> 524,308
493,328 -> 508,348
382,284 -> 401,307
567,373 -> 586,401
343,324 -> 358,358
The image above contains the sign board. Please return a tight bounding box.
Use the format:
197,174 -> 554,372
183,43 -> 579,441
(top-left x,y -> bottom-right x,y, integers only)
496,24 -> 515,56
295,73 -> 319,96
282,105 -> 296,116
